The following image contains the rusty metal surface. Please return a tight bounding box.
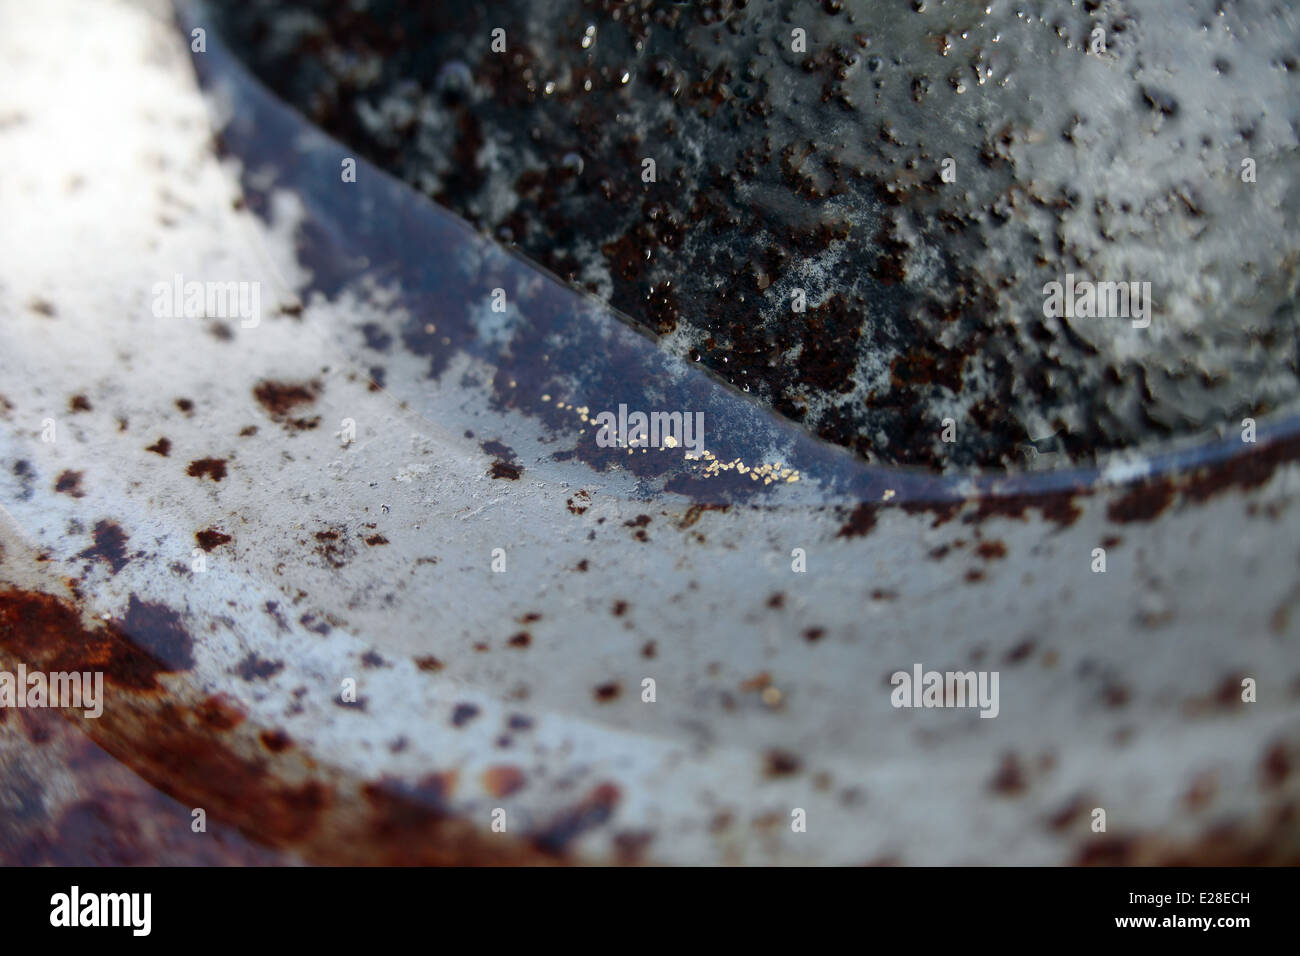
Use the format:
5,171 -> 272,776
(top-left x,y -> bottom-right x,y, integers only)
1,0 -> 1298,865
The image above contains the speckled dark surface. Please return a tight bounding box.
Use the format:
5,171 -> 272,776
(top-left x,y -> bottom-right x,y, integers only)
206,0 -> 1300,470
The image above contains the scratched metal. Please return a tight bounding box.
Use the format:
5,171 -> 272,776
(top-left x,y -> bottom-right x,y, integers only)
0,0 -> 1298,864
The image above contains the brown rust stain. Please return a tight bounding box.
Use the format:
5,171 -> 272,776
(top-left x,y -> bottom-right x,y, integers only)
677,502 -> 728,529
53,470 -> 85,498
967,491 -> 1083,531
764,750 -> 802,778
186,458 -> 228,481
482,439 -> 523,480
195,694 -> 246,731
836,502 -> 878,538
195,527 -> 232,551
1107,476 -> 1176,524
252,380 -> 321,431
0,588 -> 192,692
1075,816 -> 1300,865
483,765 -> 527,798
0,586 -> 589,864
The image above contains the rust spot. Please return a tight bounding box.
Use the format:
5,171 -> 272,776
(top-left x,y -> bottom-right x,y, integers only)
613,830 -> 656,863
364,534 -> 389,546
361,773 -> 457,840
259,729 -> 294,753
483,765 -> 526,798
968,491 -> 1083,530
764,750 -> 802,777
195,694 -> 245,731
836,502 -> 878,538
69,394 -> 91,412
593,681 -> 621,702
975,539 -> 1007,560
1046,794 -> 1090,831
415,655 -> 444,672
508,631 -> 531,648
1005,638 -> 1036,664
234,653 -> 283,681
144,437 -> 171,456
483,439 -> 523,479
1181,432 -> 1300,504
195,527 -> 232,551
611,600 -> 629,617
902,500 -> 962,527
312,527 -> 351,568
803,626 -> 825,642
0,588 -> 192,692
1262,742 -> 1290,789
1107,477 -> 1176,523
186,458 -> 227,482
53,470 -> 84,498
990,753 -> 1027,795
252,380 -> 321,431
1184,773 -> 1217,811
532,783 -> 621,855
1103,681 -> 1131,709
678,502 -> 728,529
117,595 -> 196,675
1074,823 -> 1300,865
451,703 -> 480,727
175,398 -> 194,414
79,520 -> 130,575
